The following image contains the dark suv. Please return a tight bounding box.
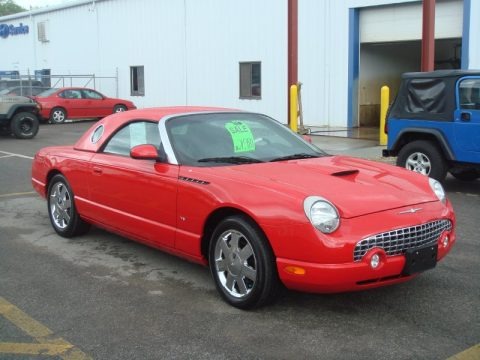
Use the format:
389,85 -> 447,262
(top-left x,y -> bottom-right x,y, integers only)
383,70 -> 480,182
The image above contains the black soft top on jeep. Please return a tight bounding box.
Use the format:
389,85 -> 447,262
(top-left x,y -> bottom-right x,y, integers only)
388,70 -> 480,121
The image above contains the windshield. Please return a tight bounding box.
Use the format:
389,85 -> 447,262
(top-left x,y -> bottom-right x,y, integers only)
166,112 -> 326,166
36,88 -> 59,97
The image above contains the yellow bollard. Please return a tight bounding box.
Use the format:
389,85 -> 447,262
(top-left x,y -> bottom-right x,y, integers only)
379,85 -> 389,146
290,84 -> 298,132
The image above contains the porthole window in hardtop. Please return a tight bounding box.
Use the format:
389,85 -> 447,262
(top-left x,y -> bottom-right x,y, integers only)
459,78 -> 480,110
103,121 -> 161,156
90,125 -> 104,144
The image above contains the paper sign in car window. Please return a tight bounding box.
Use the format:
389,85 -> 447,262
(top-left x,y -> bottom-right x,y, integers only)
225,121 -> 256,153
130,122 -> 147,148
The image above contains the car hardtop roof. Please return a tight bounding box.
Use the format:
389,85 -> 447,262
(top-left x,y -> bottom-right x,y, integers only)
402,69 -> 480,80
74,106 -> 239,152
117,106 -> 238,121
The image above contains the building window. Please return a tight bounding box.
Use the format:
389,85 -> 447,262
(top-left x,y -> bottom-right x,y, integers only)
37,22 -> 48,42
239,62 -> 261,99
130,66 -> 145,96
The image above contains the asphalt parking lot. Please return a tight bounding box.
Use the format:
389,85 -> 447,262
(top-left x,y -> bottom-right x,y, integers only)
0,122 -> 479,360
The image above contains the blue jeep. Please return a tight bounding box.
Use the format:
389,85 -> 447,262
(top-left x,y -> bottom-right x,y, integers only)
383,70 -> 480,182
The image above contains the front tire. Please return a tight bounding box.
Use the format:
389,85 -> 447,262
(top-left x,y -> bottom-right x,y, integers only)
113,105 -> 127,113
10,112 -> 39,139
209,215 -> 279,309
47,174 -> 90,237
397,140 -> 448,182
50,107 -> 67,124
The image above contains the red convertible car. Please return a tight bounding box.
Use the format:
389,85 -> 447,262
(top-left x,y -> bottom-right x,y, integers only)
34,87 -> 136,123
31,107 -> 456,308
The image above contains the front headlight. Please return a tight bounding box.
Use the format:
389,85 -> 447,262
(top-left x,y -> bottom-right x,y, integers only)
429,178 -> 446,204
304,196 -> 340,233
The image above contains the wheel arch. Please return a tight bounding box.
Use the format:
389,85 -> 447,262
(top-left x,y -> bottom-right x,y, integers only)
45,169 -> 63,196
392,128 -> 455,161
200,207 -> 271,261
50,106 -> 67,116
7,105 -> 38,119
113,104 -> 127,111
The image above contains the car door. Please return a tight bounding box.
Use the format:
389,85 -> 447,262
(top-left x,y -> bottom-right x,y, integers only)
454,77 -> 480,161
81,89 -> 110,117
58,89 -> 83,117
87,121 -> 178,248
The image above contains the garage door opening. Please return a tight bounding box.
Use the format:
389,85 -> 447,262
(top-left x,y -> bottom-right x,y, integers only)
350,0 -> 464,139
359,38 -> 462,128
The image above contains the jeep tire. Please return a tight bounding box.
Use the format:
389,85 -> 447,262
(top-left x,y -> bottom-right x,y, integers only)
397,140 -> 448,182
10,112 -> 39,139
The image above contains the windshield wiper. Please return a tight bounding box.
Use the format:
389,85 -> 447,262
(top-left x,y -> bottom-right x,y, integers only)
269,153 -> 320,162
197,156 -> 264,164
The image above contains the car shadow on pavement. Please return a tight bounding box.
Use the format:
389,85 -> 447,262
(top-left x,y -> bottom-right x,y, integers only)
443,176 -> 480,195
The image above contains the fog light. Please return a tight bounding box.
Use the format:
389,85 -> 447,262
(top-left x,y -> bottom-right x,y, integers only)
370,254 -> 380,269
443,236 -> 449,248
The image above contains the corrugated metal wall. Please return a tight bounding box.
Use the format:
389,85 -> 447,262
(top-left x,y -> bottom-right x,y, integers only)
0,0 -> 287,121
0,0 -> 474,127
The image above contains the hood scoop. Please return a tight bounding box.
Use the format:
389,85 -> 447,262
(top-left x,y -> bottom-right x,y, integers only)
331,169 -> 360,177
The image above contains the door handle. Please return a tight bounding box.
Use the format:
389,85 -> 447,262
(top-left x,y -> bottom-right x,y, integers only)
92,166 -> 103,175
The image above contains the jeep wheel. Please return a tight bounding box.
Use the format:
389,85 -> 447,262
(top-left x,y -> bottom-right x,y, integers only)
10,112 -> 39,139
450,169 -> 480,181
50,107 -> 67,124
397,140 -> 448,182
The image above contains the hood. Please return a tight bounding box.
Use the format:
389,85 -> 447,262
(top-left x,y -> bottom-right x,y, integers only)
201,156 -> 438,219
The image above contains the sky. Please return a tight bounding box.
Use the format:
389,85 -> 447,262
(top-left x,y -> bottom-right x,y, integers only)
13,0 -> 73,10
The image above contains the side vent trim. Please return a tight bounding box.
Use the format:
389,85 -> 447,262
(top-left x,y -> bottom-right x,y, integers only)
179,176 -> 210,185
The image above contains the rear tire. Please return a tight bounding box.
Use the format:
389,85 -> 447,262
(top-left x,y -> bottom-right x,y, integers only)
10,112 -> 39,139
208,215 -> 279,309
50,107 -> 67,124
47,174 -> 90,237
397,140 -> 448,182
113,105 -> 127,113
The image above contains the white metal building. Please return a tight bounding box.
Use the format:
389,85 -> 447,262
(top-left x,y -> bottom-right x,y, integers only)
0,0 -> 478,129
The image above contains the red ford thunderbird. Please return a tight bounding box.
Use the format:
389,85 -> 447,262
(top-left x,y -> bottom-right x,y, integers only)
31,107 -> 456,308
34,87 -> 136,124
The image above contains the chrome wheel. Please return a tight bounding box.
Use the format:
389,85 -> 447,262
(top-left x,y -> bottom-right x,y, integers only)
397,140 -> 447,182
49,181 -> 72,229
214,229 -> 257,298
405,152 -> 431,175
50,108 -> 66,123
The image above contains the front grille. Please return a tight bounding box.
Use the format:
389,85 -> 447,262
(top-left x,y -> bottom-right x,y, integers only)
353,219 -> 452,261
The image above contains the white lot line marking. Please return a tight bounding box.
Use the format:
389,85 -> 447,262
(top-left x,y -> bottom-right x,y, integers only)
0,150 -> 34,160
0,192 -> 36,198
0,155 -> 15,159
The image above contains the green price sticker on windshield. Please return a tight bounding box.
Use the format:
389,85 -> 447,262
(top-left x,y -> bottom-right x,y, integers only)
225,121 -> 256,153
